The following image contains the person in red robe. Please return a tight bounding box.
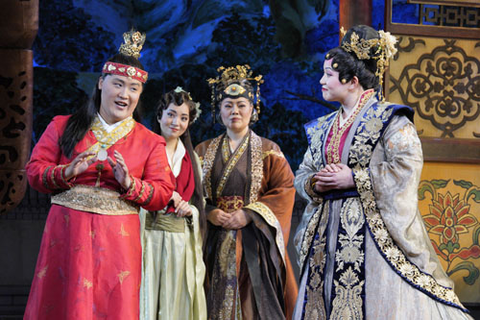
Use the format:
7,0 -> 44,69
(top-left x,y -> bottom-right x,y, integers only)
24,30 -> 175,319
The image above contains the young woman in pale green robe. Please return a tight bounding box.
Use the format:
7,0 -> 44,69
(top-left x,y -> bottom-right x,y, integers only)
140,88 -> 207,320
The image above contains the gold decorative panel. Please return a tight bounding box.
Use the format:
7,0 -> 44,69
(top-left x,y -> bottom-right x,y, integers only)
388,36 -> 480,139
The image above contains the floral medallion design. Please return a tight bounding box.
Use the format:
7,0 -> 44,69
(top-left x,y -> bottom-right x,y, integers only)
419,179 -> 480,285
391,39 -> 480,138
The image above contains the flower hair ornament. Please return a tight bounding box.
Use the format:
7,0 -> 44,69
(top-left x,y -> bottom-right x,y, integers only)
336,26 -> 398,101
102,29 -> 148,83
174,86 -> 202,123
207,65 -> 264,123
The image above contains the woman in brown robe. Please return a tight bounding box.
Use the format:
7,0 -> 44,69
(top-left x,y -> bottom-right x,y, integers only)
195,65 -> 298,319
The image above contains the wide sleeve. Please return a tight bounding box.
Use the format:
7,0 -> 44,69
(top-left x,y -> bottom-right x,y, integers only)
293,147 -> 325,261
26,116 -> 74,193
365,115 -> 452,285
120,135 -> 174,211
294,147 -> 322,203
257,150 -> 295,237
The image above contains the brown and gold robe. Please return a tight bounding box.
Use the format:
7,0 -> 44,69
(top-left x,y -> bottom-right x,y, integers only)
196,130 -> 298,320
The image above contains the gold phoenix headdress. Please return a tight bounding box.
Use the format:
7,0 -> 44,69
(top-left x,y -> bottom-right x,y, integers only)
102,29 -> 148,83
207,65 -> 264,122
337,26 -> 397,100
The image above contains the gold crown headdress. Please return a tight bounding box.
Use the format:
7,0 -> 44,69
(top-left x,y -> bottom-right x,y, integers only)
207,65 -> 264,123
339,26 -> 397,101
102,29 -> 148,83
173,86 -> 202,123
119,29 -> 146,59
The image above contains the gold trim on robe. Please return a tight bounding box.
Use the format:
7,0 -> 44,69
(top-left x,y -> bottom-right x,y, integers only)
51,185 -> 139,215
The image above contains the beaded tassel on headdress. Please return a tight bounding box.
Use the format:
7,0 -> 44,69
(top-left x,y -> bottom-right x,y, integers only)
339,26 -> 397,101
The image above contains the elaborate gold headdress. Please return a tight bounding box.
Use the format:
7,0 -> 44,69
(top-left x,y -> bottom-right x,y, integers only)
102,29 -> 148,83
207,65 -> 264,122
338,26 -> 397,100
119,29 -> 146,59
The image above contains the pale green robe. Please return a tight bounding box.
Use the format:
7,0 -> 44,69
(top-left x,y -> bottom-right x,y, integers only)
140,140 -> 206,320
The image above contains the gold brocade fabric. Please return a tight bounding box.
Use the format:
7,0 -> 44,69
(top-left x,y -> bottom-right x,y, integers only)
86,116 -> 136,157
51,185 -> 139,215
217,196 -> 244,213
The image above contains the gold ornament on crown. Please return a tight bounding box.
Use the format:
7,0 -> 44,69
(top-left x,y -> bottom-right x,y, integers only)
119,29 -> 146,59
207,65 -> 264,123
339,26 -> 397,101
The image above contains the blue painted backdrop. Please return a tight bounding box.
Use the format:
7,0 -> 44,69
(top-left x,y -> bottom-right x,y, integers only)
33,0 -> 393,169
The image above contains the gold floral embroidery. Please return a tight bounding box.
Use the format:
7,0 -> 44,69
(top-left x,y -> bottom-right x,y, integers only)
299,201 -> 328,271
83,278 -> 93,289
119,223 -> 129,237
345,102 -> 464,308
217,134 -> 250,198
244,201 -> 285,262
249,132 -> 263,204
87,116 -> 135,159
217,196 -> 244,212
90,231 -> 96,239
335,198 -> 365,272
330,267 -> 364,319
52,185 -> 139,215
118,270 -> 130,284
201,135 -> 223,199
37,265 -> 48,279
353,166 -> 463,307
304,232 -> 327,319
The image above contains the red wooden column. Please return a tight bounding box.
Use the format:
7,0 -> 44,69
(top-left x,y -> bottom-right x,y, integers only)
0,0 -> 38,214
339,0 -> 372,36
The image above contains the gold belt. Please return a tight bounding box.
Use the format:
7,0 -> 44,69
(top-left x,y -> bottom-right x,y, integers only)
145,211 -> 185,233
51,185 -> 139,215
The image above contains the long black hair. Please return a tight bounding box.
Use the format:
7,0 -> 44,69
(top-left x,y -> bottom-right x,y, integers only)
326,25 -> 380,91
59,53 -> 145,158
154,89 -> 207,241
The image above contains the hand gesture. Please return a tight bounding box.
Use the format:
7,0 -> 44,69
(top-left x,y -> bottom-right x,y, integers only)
313,163 -> 355,192
170,191 -> 183,208
207,208 -> 230,226
175,199 -> 192,217
107,150 -> 131,190
222,209 -> 252,230
64,150 -> 97,180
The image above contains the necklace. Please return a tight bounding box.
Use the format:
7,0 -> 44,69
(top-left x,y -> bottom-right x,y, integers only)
326,89 -> 375,164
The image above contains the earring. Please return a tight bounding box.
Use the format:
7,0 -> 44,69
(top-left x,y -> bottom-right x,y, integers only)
250,108 -> 258,123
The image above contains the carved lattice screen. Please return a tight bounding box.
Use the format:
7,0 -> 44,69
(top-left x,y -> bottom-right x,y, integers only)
385,0 -> 480,304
